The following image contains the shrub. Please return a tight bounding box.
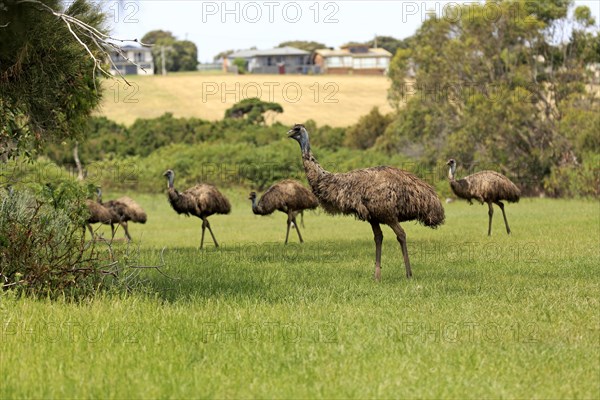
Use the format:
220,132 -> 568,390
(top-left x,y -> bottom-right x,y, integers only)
0,182 -> 107,297
544,153 -> 600,198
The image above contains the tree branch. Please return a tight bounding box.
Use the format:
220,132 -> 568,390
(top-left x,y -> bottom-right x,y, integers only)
16,0 -> 150,87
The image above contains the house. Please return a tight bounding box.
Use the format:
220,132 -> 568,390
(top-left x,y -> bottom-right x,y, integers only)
314,45 -> 392,75
225,46 -> 313,74
108,45 -> 154,75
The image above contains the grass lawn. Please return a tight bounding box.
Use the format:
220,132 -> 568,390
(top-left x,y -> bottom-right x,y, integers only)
97,72 -> 393,127
1,195 -> 598,398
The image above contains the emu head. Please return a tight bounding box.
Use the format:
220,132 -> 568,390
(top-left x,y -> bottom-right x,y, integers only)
163,169 -> 175,188
446,159 -> 457,180
287,124 -> 310,155
248,192 -> 257,201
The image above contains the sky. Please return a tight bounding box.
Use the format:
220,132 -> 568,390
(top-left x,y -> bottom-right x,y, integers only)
108,0 -> 600,63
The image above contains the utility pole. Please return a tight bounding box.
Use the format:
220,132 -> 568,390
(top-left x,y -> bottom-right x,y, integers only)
160,45 -> 175,76
161,45 -> 166,76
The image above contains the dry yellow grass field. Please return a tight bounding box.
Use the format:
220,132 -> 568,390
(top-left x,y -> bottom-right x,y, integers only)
98,72 -> 393,127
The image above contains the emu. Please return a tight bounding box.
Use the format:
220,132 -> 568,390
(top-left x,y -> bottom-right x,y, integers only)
163,169 -> 231,248
86,189 -> 147,241
103,194 -> 147,241
447,159 -> 520,236
86,198 -> 115,239
249,179 -> 318,244
288,124 -> 445,280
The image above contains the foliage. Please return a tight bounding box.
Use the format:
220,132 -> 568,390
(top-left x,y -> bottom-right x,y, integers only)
385,0 -> 598,195
213,49 -> 234,61
544,153 -> 599,197
224,98 -> 283,125
173,40 -> 199,71
278,40 -> 327,53
232,57 -> 247,74
141,30 -> 198,73
0,182 -> 104,297
0,0 -> 106,160
364,35 -> 412,56
344,107 -> 392,149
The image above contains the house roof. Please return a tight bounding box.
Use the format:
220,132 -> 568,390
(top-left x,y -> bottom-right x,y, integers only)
228,46 -> 309,59
119,45 -> 152,52
315,47 -> 392,58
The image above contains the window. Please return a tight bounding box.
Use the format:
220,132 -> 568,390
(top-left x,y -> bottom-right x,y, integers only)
355,58 -> 377,68
328,56 -> 341,67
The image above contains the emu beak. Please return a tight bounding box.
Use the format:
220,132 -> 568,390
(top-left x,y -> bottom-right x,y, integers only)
163,171 -> 169,177
287,129 -> 295,137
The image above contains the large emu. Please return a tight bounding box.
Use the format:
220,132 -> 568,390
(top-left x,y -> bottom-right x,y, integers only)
163,169 -> 231,248
288,124 -> 445,280
249,179 -> 319,244
446,159 -> 520,236
103,194 -> 147,241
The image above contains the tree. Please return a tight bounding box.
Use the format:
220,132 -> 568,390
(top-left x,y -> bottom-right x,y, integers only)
366,36 -> 412,56
344,107 -> 392,150
0,0 -> 109,160
278,40 -> 327,54
232,58 -> 247,74
383,0 -> 598,194
173,40 -> 198,71
213,49 -> 234,61
142,30 -> 198,73
224,98 -> 283,125
141,30 -> 175,45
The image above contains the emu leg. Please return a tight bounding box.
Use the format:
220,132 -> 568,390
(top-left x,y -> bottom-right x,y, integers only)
204,218 -> 219,248
200,219 -> 207,249
370,221 -> 383,281
389,223 -> 412,278
122,221 -> 132,241
285,214 -> 292,244
496,201 -> 511,235
487,202 -> 494,236
110,222 -> 117,240
292,215 -> 304,243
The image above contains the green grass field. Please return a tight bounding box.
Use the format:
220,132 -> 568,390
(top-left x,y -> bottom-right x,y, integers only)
1,194 -> 598,398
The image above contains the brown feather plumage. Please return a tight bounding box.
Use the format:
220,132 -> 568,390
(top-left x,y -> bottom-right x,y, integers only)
86,200 -> 115,225
288,124 -> 445,279
249,179 -> 318,243
164,169 -> 231,248
447,159 -> 520,235
449,170 -> 520,204
251,179 -> 318,216
167,184 -> 231,218
105,196 -> 148,223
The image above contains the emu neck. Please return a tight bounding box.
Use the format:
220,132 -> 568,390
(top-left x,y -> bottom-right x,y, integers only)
250,197 -> 259,214
448,166 -> 456,182
302,150 -> 330,196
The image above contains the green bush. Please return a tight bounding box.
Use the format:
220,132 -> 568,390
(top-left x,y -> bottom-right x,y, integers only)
544,153 -> 600,198
0,182 -> 106,297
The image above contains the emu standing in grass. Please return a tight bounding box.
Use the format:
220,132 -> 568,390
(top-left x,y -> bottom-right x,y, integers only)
288,124 -> 445,280
249,179 -> 318,244
85,191 -> 115,239
103,194 -> 147,241
447,159 -> 520,236
163,169 -> 231,248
